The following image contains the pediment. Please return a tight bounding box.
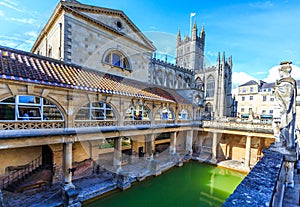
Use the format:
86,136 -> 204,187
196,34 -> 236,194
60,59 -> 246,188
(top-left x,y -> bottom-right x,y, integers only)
62,2 -> 155,51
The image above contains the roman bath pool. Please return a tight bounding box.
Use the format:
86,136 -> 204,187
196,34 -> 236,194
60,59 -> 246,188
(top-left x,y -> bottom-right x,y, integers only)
84,162 -> 246,207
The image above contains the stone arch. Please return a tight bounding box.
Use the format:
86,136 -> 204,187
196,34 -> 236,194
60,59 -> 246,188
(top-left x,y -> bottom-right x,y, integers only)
195,77 -> 203,90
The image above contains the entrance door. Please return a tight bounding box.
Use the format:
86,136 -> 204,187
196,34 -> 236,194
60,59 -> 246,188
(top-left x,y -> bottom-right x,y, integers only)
138,146 -> 144,157
42,145 -> 53,169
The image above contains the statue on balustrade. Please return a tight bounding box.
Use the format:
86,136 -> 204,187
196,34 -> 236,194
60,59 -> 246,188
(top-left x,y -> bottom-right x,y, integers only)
273,61 -> 297,152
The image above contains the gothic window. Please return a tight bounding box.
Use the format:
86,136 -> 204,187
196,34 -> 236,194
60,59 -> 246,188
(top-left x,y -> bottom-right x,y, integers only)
176,74 -> 183,88
167,72 -> 174,88
206,76 -> 215,97
155,106 -> 174,120
203,103 -> 212,120
178,109 -> 190,120
0,96 -> 63,121
125,104 -> 150,120
103,50 -> 130,70
186,76 -> 191,87
75,102 -> 115,120
195,77 -> 203,90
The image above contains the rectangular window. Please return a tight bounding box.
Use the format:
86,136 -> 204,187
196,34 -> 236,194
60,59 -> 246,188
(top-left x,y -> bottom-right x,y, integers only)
249,96 -> 253,101
242,88 -> 246,93
241,108 -> 245,112
250,87 -> 254,93
269,110 -> 273,114
242,97 -> 245,101
270,98 -> 274,102
263,96 -> 267,101
262,110 -> 266,114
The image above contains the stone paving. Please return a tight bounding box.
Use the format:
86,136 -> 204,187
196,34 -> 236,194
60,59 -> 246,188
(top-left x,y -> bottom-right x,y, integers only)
283,168 -> 300,207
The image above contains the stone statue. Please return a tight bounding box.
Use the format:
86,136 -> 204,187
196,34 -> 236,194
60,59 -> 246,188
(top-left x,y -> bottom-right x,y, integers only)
273,61 -> 297,151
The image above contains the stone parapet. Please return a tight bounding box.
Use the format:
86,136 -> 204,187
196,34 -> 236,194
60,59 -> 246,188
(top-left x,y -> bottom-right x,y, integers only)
223,148 -> 283,207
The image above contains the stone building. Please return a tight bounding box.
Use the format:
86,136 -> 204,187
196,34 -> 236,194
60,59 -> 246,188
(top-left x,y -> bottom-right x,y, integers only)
237,79 -> 300,124
0,1 -> 255,204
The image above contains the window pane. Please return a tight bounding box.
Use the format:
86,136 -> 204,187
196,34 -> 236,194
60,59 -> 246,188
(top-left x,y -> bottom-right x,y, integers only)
19,96 -> 40,104
18,106 -> 41,120
112,53 -> 121,67
43,107 -> 63,120
1,97 -> 15,103
104,54 -> 110,63
0,104 -> 15,120
75,108 -> 90,120
92,109 -> 104,120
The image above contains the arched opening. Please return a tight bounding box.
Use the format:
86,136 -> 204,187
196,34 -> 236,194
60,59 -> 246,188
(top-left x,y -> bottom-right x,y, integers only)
75,101 -> 116,120
204,103 -> 213,120
206,75 -> 215,97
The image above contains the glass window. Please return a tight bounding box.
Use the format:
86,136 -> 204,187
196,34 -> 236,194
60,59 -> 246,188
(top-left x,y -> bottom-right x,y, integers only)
155,107 -> 174,120
250,87 -> 254,93
249,96 -> 253,101
104,51 -> 130,70
263,96 -> 267,101
241,108 -> 245,112
269,110 -> 273,114
125,104 -> 150,120
270,97 -> 274,102
242,97 -> 245,101
178,109 -> 190,120
75,102 -> 115,120
206,76 -> 215,97
0,96 -> 63,121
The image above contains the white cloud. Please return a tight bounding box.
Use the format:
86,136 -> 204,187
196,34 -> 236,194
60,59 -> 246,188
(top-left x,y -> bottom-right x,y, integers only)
6,17 -> 35,24
231,72 -> 258,96
263,64 -> 300,83
0,1 -> 22,12
0,10 -> 4,16
25,31 -> 38,38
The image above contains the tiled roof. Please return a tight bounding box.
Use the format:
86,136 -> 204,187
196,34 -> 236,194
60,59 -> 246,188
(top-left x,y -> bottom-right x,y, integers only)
0,46 -> 188,103
239,80 -> 258,87
261,82 -> 275,89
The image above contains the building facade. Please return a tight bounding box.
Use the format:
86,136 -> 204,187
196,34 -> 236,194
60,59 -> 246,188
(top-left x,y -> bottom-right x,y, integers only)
237,79 -> 300,124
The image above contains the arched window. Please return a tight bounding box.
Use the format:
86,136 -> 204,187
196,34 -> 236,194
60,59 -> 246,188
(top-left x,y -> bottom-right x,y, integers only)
203,103 -> 213,120
206,76 -> 215,97
155,106 -> 174,120
195,77 -> 203,90
75,102 -> 115,120
104,50 -> 130,70
125,104 -> 150,120
0,96 -> 63,121
178,109 -> 190,120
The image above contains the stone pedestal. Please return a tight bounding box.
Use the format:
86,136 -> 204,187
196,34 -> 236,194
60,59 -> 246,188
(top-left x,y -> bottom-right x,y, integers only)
116,173 -> 131,190
151,160 -> 161,176
62,184 -> 80,207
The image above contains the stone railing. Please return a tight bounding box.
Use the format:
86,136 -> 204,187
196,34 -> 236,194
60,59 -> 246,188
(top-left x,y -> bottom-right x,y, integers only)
0,121 -> 65,130
123,120 -> 151,126
202,120 -> 273,134
74,120 -> 117,128
223,148 -> 284,207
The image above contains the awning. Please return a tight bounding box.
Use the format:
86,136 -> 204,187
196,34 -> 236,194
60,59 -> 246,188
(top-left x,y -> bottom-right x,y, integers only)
241,114 -> 249,118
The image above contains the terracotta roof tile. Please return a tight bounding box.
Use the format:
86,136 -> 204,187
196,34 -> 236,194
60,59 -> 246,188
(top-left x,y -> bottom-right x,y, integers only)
0,46 -> 189,104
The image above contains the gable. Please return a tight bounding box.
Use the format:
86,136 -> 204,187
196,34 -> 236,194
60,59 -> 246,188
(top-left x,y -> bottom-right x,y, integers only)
62,2 -> 156,51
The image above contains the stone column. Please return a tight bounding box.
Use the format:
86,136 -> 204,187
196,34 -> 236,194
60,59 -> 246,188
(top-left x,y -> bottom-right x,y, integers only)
113,137 -> 122,171
244,135 -> 252,170
62,142 -> 79,206
211,132 -> 218,163
145,134 -> 155,159
63,142 -> 73,187
170,132 -> 177,155
186,130 -> 193,155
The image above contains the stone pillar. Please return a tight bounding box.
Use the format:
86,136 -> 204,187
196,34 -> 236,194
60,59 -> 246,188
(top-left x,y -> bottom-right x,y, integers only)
186,130 -> 193,154
145,133 -> 155,159
62,142 -> 80,206
170,132 -> 177,155
211,132 -> 218,163
113,137 -> 122,171
63,142 -> 73,186
244,136 -> 252,170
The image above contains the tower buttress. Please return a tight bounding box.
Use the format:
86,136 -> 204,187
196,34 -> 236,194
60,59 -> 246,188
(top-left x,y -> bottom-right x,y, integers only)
192,21 -> 198,41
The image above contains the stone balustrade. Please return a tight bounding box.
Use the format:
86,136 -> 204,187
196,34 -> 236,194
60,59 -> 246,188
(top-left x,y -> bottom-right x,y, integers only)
203,120 -> 273,134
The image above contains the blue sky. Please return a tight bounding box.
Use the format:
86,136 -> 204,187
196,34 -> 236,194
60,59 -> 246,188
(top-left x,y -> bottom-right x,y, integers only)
1,0 -> 300,88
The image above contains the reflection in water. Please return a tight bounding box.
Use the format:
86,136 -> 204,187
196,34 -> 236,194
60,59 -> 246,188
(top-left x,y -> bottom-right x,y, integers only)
85,162 -> 246,207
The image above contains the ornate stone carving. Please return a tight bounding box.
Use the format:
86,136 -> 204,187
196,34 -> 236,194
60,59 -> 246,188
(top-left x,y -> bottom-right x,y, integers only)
273,61 -> 297,153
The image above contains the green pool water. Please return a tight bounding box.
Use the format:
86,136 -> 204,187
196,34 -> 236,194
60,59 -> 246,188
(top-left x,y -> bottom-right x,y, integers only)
85,162 -> 246,207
